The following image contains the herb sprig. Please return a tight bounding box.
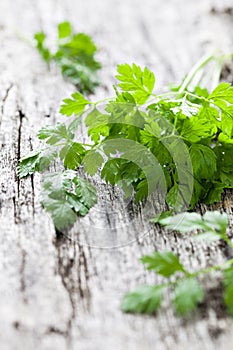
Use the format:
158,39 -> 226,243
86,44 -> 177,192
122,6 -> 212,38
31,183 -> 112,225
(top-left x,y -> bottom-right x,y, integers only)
34,21 -> 101,93
19,55 -> 233,230
121,211 -> 233,316
18,53 -> 233,317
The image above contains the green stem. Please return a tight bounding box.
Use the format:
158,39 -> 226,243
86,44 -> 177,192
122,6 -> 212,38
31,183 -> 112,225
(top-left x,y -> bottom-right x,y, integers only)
15,31 -> 34,48
222,232 -> 233,251
192,258 -> 233,277
93,96 -> 115,105
42,141 -> 94,151
178,53 -> 216,94
158,257 -> 233,291
183,91 -> 206,101
151,91 -> 178,99
152,91 -> 206,106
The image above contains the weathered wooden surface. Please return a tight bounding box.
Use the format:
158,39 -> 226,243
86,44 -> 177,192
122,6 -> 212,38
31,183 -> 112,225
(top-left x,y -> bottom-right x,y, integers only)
0,0 -> 233,349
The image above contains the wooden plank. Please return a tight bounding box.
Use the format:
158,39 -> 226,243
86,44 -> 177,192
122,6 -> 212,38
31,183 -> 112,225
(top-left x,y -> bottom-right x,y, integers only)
0,0 -> 233,349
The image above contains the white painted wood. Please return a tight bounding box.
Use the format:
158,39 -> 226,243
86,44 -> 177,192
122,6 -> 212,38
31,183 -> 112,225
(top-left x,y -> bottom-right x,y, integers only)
0,0 -> 233,349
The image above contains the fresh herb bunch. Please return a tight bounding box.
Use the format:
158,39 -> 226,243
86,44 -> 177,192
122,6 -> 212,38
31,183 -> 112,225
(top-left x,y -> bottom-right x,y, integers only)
122,211 -> 233,316
19,54 -> 233,230
34,21 -> 101,93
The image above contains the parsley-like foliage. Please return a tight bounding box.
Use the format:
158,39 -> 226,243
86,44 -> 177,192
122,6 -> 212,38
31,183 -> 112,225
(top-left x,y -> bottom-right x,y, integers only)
20,56 -> 233,229
34,21 -> 101,93
18,54 -> 233,317
122,211 -> 233,316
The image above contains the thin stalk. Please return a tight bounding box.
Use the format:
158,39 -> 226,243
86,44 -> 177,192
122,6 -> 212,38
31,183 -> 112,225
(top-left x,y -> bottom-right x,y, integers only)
178,53 -> 216,93
93,97 -> 115,105
15,31 -> 34,48
157,257 -> 233,291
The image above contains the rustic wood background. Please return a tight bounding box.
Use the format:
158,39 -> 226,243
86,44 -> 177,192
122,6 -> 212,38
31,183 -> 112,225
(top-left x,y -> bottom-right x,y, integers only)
0,0 -> 233,349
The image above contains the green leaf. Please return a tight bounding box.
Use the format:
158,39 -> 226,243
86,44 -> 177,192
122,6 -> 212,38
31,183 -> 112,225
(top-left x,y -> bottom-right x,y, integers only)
66,194 -> 89,216
18,150 -> 41,178
42,171 -> 97,230
85,108 -> 109,143
189,144 -> 217,180
159,211 -> 228,236
208,82 -> 233,104
173,278 -> 204,315
74,176 -> 97,209
204,183 -> 225,204
62,32 -> 97,56
223,267 -> 233,316
215,144 -> 233,173
166,183 -> 189,211
60,142 -> 85,169
180,116 -> 216,142
121,285 -> 163,314
141,251 -> 186,277
218,132 -> 233,145
207,83 -> 233,138
194,231 -> 221,242
135,178 -> 148,202
38,123 -> 73,144
34,32 -> 51,63
101,159 -> 121,185
58,21 -> 72,39
198,103 -> 220,124
116,63 -> 155,104
119,161 -> 141,185
43,195 -> 77,230
60,92 -> 91,116
18,148 -> 57,178
202,211 -> 228,234
83,150 -> 104,176
34,22 -> 101,94
220,171 -> 233,187
150,210 -> 173,224
221,109 -> 233,138
159,212 -> 204,232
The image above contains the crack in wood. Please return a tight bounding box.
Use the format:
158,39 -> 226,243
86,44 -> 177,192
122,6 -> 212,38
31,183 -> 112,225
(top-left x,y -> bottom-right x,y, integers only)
0,83 -> 13,119
52,233 -> 74,342
16,109 -> 25,197
19,246 -> 27,303
52,232 -> 91,342
211,6 -> 233,16
45,326 -> 68,337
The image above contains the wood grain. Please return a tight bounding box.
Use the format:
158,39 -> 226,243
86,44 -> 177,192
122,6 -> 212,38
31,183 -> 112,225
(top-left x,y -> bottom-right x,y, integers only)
0,0 -> 233,349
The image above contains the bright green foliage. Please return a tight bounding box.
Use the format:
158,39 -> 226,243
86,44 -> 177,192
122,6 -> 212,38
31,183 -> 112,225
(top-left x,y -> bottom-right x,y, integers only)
121,211 -> 233,317
58,21 -> 72,39
18,150 -> 42,178
121,285 -> 164,314
38,123 -> 74,144
180,116 -> 216,142
223,268 -> 233,316
83,150 -> 104,176
18,54 -> 233,319
173,278 -> 204,315
42,170 -> 97,230
141,251 -> 186,277
19,59 -> 233,231
116,63 -> 155,104
60,142 -> 85,169
60,92 -> 91,116
208,82 -> 233,104
18,148 -> 57,178
34,32 -> 51,63
34,21 -> 101,93
189,144 -> 217,180
156,210 -> 228,241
